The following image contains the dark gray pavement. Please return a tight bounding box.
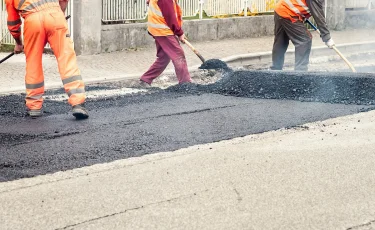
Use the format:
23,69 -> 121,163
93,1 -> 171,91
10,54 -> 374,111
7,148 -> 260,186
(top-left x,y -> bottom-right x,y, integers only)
0,83 -> 371,182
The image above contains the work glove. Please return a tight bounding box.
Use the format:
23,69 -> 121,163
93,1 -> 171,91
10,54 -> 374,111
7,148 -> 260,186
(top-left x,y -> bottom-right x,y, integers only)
325,38 -> 335,49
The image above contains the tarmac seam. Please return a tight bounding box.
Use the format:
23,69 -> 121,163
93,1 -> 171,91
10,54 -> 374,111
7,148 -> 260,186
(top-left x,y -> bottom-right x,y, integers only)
54,188 -> 211,230
347,219 -> 375,230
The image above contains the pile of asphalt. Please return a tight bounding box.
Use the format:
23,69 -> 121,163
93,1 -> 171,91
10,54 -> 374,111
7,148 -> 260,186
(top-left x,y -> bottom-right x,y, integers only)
167,70 -> 375,105
199,59 -> 230,70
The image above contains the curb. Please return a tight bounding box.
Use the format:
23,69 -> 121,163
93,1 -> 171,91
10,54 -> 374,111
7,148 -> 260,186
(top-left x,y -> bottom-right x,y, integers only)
221,41 -> 375,66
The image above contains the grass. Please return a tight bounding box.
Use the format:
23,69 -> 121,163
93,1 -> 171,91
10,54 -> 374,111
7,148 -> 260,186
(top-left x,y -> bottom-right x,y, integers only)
0,44 -> 14,52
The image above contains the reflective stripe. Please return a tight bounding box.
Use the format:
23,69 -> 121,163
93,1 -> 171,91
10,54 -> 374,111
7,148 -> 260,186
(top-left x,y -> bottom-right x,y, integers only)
26,94 -> 43,100
26,82 -> 44,89
23,0 -> 59,11
284,0 -> 303,16
147,22 -> 170,29
17,0 -> 26,10
296,0 -> 310,13
148,4 -> 164,17
10,28 -> 21,33
62,75 -> 83,85
67,88 -> 85,97
7,19 -> 22,26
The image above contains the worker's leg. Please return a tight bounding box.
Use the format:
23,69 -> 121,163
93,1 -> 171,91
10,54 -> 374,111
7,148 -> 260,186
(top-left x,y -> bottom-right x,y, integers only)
282,18 -> 312,71
156,36 -> 191,84
23,13 -> 47,111
271,13 -> 290,70
44,9 -> 86,107
140,38 -> 171,84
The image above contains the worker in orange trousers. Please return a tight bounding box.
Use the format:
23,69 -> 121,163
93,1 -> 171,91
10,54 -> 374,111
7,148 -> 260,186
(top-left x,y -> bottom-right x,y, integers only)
5,0 -> 89,119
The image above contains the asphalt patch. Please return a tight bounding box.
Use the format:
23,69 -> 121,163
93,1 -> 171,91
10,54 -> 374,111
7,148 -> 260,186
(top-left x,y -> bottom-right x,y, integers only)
2,69 -> 375,182
0,93 -> 370,182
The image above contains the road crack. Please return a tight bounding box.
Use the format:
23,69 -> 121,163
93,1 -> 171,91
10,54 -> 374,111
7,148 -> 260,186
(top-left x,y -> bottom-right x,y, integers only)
55,189 -> 209,230
347,219 -> 375,230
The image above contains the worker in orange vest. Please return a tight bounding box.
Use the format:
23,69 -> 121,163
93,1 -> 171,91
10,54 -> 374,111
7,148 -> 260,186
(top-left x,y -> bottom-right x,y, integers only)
5,0 -> 89,119
137,0 -> 192,87
270,0 -> 335,71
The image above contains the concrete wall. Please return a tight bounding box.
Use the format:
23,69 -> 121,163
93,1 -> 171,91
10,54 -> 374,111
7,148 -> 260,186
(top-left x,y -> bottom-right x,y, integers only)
345,10 -> 375,29
101,16 -> 274,53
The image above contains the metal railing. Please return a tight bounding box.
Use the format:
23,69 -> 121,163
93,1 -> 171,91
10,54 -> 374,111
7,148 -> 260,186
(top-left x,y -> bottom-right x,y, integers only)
101,0 -> 280,23
204,0 -> 244,16
0,1 -> 73,46
102,0 -> 148,22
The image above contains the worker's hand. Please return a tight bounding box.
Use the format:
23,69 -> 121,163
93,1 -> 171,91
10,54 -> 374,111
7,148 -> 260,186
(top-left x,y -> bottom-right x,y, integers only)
14,44 -> 24,54
325,39 -> 335,49
178,34 -> 186,44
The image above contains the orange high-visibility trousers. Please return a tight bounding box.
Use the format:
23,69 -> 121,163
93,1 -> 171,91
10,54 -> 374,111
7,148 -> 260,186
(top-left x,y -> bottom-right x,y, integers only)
24,7 -> 85,110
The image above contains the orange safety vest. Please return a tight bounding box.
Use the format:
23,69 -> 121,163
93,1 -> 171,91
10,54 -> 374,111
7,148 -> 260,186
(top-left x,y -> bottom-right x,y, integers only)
275,0 -> 311,22
147,0 -> 183,36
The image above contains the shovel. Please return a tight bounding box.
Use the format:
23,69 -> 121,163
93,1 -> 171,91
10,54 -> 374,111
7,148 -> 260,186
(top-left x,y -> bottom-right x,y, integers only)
183,39 -> 229,70
305,19 -> 356,73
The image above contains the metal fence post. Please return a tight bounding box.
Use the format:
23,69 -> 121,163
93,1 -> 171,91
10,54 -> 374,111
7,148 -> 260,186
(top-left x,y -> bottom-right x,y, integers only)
199,0 -> 204,19
244,0 -> 249,17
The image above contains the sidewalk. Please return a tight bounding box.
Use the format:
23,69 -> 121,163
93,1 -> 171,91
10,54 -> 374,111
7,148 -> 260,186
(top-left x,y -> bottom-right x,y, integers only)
1,110 -> 375,230
1,29 -> 375,94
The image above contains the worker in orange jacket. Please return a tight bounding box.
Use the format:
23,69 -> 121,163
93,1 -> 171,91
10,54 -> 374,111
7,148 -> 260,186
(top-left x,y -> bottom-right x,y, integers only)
5,0 -> 89,119
138,0 -> 192,87
271,0 -> 335,71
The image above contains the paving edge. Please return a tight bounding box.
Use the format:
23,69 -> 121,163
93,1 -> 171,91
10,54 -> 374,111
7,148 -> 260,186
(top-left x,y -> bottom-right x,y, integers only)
1,41 -> 375,95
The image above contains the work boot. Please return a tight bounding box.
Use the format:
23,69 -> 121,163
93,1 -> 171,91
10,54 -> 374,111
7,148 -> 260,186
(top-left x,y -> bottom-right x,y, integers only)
139,80 -> 151,88
72,104 -> 89,120
27,109 -> 42,118
132,80 -> 151,89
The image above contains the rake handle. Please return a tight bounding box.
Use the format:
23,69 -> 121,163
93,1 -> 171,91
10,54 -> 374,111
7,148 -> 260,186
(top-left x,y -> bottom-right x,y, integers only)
305,19 -> 356,73
0,52 -> 15,64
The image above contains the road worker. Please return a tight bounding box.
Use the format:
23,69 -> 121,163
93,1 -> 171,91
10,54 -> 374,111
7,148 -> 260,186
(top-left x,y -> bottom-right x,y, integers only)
137,0 -> 192,87
270,0 -> 335,71
5,0 -> 89,119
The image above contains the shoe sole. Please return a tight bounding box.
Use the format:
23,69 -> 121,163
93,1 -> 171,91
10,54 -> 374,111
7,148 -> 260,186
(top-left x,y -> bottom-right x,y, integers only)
27,110 -> 42,118
72,108 -> 89,120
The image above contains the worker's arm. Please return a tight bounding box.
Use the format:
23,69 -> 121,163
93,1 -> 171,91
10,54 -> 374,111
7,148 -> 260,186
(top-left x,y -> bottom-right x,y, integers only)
158,0 -> 184,40
5,0 -> 23,53
305,0 -> 331,42
59,0 -> 69,13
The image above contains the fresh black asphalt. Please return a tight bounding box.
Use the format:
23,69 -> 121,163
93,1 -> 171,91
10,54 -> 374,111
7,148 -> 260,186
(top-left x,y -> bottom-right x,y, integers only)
1,69 -> 374,182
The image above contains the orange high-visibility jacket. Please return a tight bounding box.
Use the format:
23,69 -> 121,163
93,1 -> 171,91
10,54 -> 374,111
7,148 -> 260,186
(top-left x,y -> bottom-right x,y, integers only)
5,0 -> 60,39
147,0 -> 183,36
275,0 -> 312,22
